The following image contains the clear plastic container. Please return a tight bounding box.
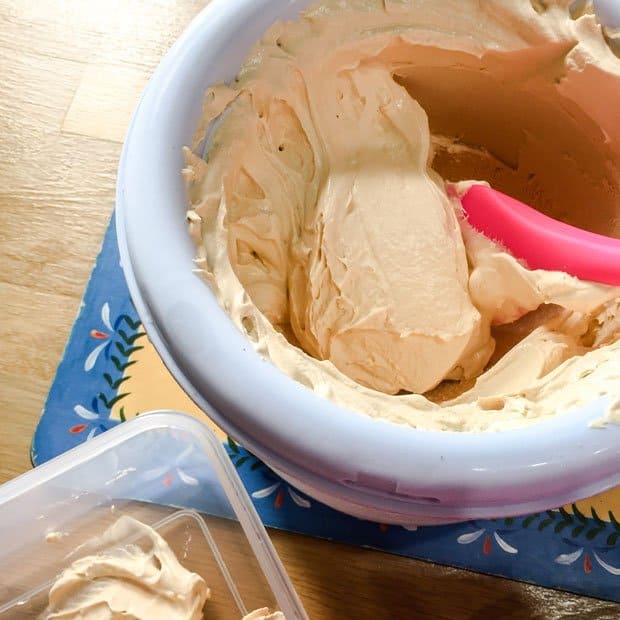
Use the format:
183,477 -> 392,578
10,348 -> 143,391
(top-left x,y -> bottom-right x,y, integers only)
0,411 -> 307,619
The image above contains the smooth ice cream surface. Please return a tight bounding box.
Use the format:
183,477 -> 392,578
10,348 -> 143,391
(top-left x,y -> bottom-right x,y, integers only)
185,0 -> 620,431
41,517 -> 209,620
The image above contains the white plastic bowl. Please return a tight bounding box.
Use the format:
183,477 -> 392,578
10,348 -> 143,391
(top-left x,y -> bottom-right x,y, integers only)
116,0 -> 620,525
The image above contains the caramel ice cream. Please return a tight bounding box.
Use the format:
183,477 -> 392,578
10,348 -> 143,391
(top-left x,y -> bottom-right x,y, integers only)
41,517 -> 209,620
184,0 -> 620,431
243,609 -> 285,620
41,516 -> 286,620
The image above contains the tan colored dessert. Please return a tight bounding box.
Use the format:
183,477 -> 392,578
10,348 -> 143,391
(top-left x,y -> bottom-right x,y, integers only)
41,517 -> 209,620
41,516 -> 285,620
184,0 -> 620,431
242,609 -> 285,620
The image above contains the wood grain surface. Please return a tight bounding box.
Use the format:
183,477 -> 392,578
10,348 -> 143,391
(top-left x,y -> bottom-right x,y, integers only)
0,2 -> 618,618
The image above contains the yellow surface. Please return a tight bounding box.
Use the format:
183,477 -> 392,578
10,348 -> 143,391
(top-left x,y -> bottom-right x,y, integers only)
574,488 -> 620,522
109,337 -> 226,440
1,1 -> 618,617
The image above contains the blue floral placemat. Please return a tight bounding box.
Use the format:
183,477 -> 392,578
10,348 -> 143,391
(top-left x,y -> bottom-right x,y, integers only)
32,215 -> 620,602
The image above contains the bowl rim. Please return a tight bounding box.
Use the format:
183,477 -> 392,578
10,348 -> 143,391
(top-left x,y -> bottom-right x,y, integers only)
115,0 -> 620,513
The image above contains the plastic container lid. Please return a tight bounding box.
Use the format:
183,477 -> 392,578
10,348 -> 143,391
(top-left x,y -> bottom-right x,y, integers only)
0,411 -> 307,619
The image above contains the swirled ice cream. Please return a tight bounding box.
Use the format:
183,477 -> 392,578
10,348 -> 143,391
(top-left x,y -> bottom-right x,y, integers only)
41,517 -> 209,620
41,516 -> 286,620
184,0 -> 620,432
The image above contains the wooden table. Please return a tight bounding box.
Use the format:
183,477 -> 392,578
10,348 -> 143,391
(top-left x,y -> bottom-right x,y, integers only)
0,2 -> 618,618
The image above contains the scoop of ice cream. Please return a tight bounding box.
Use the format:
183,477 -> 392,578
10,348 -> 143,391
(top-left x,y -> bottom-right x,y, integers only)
286,66 -> 491,394
41,517 -> 209,620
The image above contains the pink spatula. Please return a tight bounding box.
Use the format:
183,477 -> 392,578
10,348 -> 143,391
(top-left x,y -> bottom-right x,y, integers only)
460,184 -> 620,286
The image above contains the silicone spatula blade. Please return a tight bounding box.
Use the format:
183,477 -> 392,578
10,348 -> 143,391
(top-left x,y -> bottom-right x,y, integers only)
460,184 -> 620,286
